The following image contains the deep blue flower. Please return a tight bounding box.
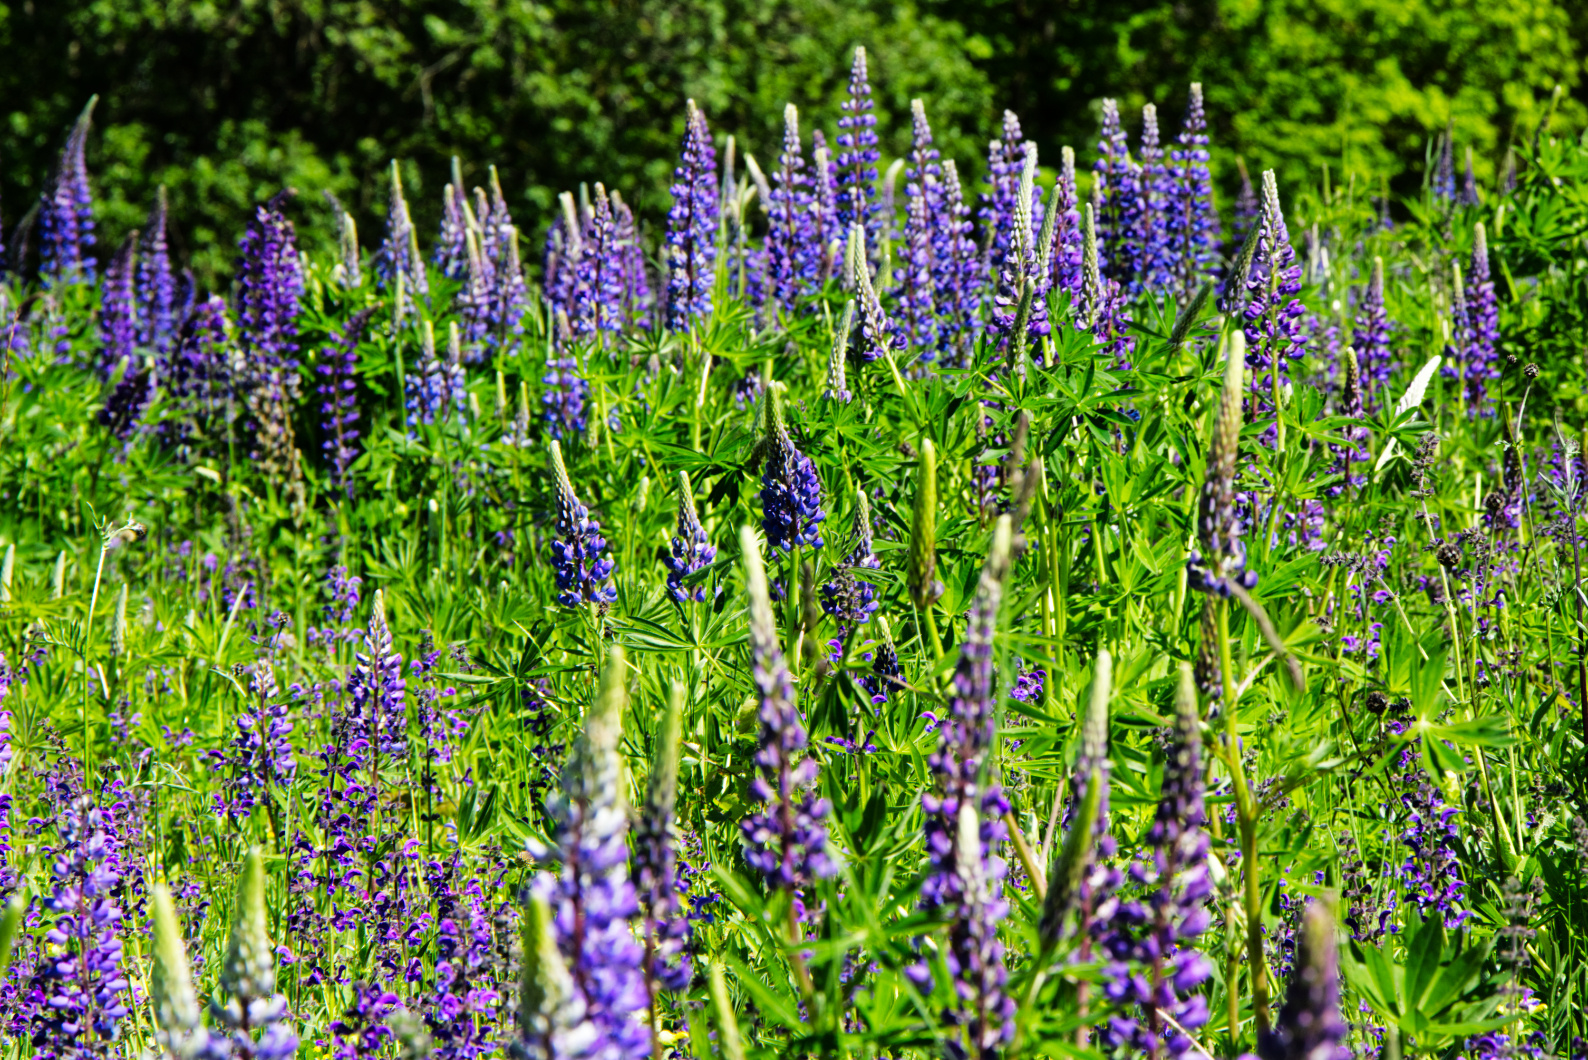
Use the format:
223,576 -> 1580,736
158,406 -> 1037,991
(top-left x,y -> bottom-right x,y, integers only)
549,440 -> 618,609
1352,257 -> 1393,412
97,236 -> 138,380
664,101 -> 719,332
758,382 -> 826,558
39,98 -> 97,284
665,471 -> 716,602
317,308 -> 375,497
836,47 -> 882,255
136,188 -> 178,354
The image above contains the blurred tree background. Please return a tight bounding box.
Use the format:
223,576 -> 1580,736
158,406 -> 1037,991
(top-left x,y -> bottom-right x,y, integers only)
0,0 -> 1582,287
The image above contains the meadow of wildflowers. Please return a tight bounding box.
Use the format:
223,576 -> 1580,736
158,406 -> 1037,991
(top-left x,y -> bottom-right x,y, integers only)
0,50 -> 1587,1060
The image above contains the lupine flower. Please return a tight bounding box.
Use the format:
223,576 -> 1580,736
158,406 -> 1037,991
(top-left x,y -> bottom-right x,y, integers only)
634,685 -> 692,996
39,97 -> 97,284
455,229 -> 494,361
317,307 -> 375,496
738,525 -> 835,898
379,161 -> 429,299
408,321 -> 467,429
1188,332 -> 1258,596
347,588 -> 408,761
911,516 -> 1016,1056
982,110 -> 1032,275
543,201 -> 582,334
1455,222 -> 1500,412
767,103 -> 813,313
1327,348 -> 1372,498
97,235 -> 138,379
990,142 -> 1050,348
1433,131 -> 1456,203
542,344 -> 589,441
1095,665 -> 1212,1059
434,178 -> 472,280
664,100 -> 718,332
810,130 -> 842,283
934,159 -> 982,364
573,184 -> 627,343
1391,728 -> 1470,929
210,851 -> 297,1059
1460,146 -> 1481,206
836,47 -> 881,254
150,884 -> 221,1060
1256,901 -> 1349,1060
1094,99 -> 1139,285
1133,103 -> 1177,298
29,795 -> 132,1056
490,224 -> 530,355
1351,257 -> 1393,411
1047,146 -> 1084,310
824,300 -> 854,403
549,440 -> 618,609
665,471 -> 716,602
611,194 -> 653,330
1170,84 -> 1221,301
895,100 -> 940,355
235,193 -> 304,477
161,295 -> 231,455
850,225 -> 900,364
1243,171 -> 1306,435
137,187 -> 178,354
530,644 -> 651,1058
1078,204 -> 1136,369
757,381 -> 826,558
820,494 -> 882,641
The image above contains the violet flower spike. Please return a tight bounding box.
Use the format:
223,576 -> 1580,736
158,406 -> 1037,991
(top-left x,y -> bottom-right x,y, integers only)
1093,98 -> 1139,286
1242,170 -> 1306,436
835,46 -> 881,255
850,225 -> 899,363
665,470 -> 716,603
664,100 -> 719,332
98,233 -> 139,379
1133,103 -> 1177,298
757,381 -> 826,558
933,159 -> 982,364
766,103 -> 813,313
1047,146 -> 1085,309
1351,256 -> 1393,411
379,161 -> 429,299
738,525 -> 835,897
1170,84 -> 1222,300
1256,901 -> 1350,1060
549,440 -> 618,609
39,97 -> 98,284
137,186 -> 178,354
1187,332 -> 1258,597
317,307 -> 375,497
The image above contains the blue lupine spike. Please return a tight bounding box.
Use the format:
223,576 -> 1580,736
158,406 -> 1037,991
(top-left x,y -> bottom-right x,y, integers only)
835,47 -> 881,254
39,97 -> 98,284
1170,84 -> 1222,300
665,100 -> 719,332
549,440 -> 618,609
136,187 -> 178,354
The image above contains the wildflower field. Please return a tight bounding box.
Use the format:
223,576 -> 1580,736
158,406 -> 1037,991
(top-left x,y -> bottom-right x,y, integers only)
2,45 -> 1588,1060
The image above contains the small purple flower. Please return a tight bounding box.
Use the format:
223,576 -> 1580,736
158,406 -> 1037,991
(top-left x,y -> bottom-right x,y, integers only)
990,142 -> 1051,348
39,98 -> 97,284
1450,223 -> 1500,412
820,498 -> 881,641
97,235 -> 138,380
1256,902 -> 1350,1060
433,173 -> 471,280
573,184 -> 627,343
1047,146 -> 1084,310
836,47 -> 882,255
234,191 -> 303,402
934,159 -> 982,364
895,100 -> 941,356
347,589 -> 408,760
665,471 -> 716,603
1243,171 -> 1306,436
738,527 -> 835,896
981,110 -> 1032,276
317,307 -> 376,496
137,187 -> 178,354
1351,257 -> 1393,411
665,101 -> 719,332
766,103 -> 813,313
378,162 -> 429,299
758,382 -> 826,558
1133,103 -> 1177,298
541,350 -> 588,441
549,440 -> 617,609
1094,99 -> 1140,286
408,322 -> 467,429
1169,84 -> 1221,300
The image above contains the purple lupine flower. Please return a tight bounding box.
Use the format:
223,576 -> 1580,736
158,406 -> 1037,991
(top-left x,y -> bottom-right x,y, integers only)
1351,257 -> 1393,411
612,194 -> 652,330
758,382 -> 826,558
738,526 -> 835,898
1233,159 -> 1259,247
1188,333 -> 1258,597
530,647 -> 651,1058
1256,902 -> 1350,1060
137,188 -> 178,354
1433,131 -> 1456,203
347,589 -> 408,761
1133,103 -> 1177,298
851,224 -> 901,363
981,110 -> 1031,275
1047,146 -> 1085,311
1077,204 -> 1137,370
835,47 -> 881,253
379,162 -> 429,299
934,159 -> 982,364
39,98 -> 97,284
911,518 -> 1016,1055
1243,171 -> 1306,437
1391,727 -> 1470,929
1170,84 -> 1221,301
434,173 -> 471,279
1460,146 -> 1481,207
810,129 -> 842,285
665,471 -> 716,603
542,348 -> 588,442
29,796 -> 132,1055
455,230 -> 494,362
549,440 -> 617,609
160,295 -> 231,454
1094,99 -> 1139,286
1327,348 -> 1371,498
97,235 -> 138,379
1454,223 -> 1500,412
317,307 -> 375,496
820,496 -> 882,641
1095,668 -> 1212,1059
895,99 -> 941,356
543,203 -> 580,332
234,191 -> 304,404
664,100 -> 718,332
408,322 -> 467,429
573,184 -> 626,343
767,103 -> 813,313
480,166 -> 516,275
489,224 -> 530,355
990,142 -> 1051,349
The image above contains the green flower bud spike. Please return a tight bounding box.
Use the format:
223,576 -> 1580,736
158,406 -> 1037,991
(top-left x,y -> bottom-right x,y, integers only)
151,883 -> 210,1060
906,438 -> 942,655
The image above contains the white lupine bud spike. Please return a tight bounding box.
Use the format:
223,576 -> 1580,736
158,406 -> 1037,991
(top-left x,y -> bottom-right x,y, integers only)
151,884 -> 210,1060
218,847 -> 276,1006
